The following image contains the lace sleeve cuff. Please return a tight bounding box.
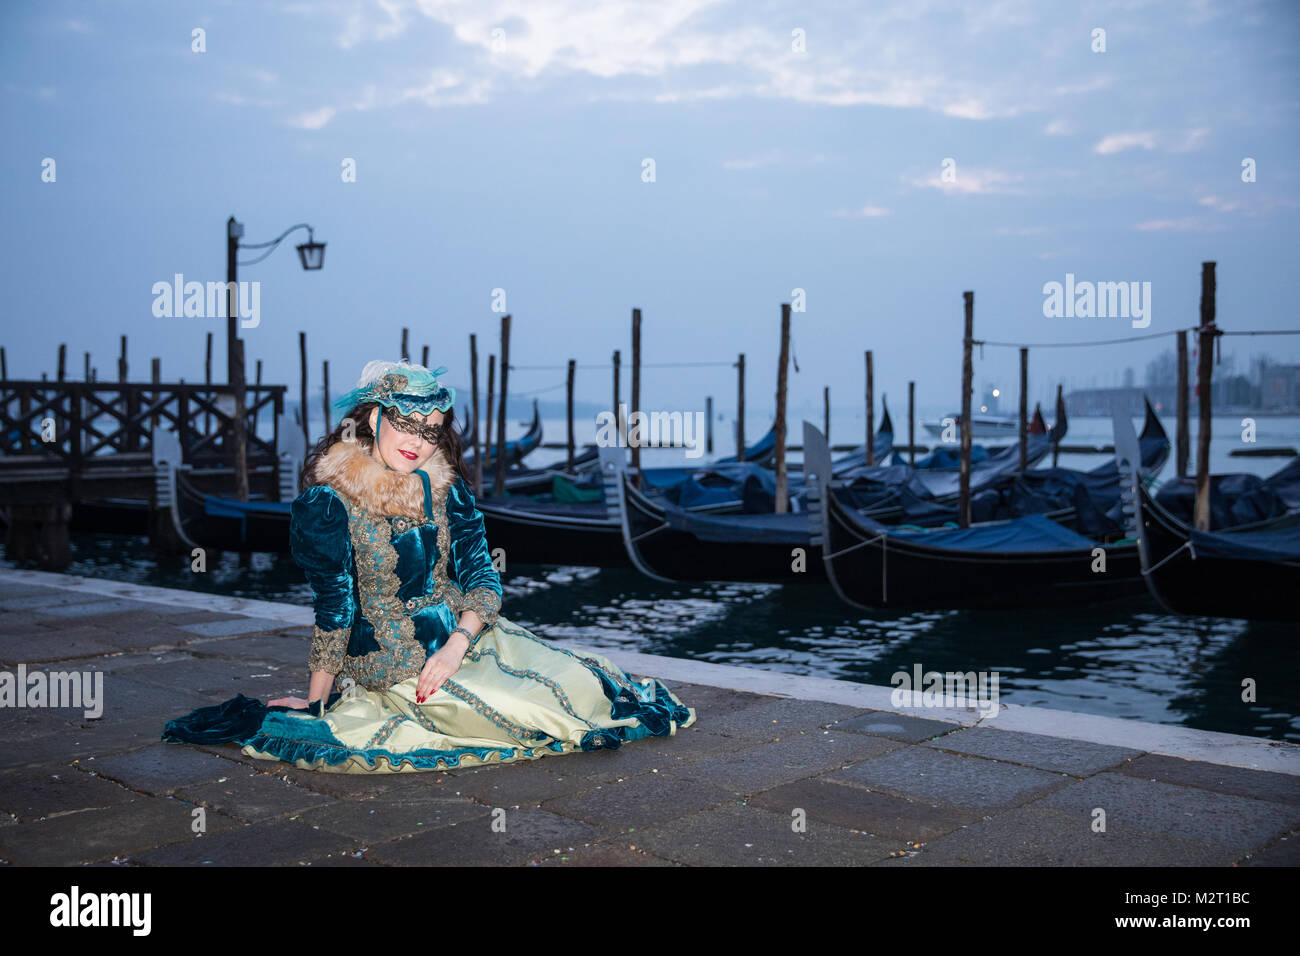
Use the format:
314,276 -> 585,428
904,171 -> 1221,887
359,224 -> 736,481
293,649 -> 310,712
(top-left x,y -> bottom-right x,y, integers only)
308,625 -> 350,675
445,584 -> 501,635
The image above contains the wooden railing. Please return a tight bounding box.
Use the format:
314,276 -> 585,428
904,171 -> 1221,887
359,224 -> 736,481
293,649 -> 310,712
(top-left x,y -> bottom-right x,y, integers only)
0,381 -> 286,467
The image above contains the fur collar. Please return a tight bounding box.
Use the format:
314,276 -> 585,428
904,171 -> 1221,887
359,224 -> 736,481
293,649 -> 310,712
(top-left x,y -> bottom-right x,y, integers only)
314,439 -> 456,519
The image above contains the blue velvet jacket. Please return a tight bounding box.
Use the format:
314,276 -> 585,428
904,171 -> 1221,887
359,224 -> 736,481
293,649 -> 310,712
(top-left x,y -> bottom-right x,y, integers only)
289,438 -> 502,691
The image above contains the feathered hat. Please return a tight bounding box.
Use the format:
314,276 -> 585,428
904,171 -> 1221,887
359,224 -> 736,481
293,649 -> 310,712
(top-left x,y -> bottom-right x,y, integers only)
331,359 -> 456,416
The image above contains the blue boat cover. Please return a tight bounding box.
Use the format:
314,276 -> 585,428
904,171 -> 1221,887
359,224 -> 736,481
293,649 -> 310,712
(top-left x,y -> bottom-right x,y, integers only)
1188,523 -> 1300,562
867,512 -> 1099,553
664,506 -> 809,544
204,497 -> 291,517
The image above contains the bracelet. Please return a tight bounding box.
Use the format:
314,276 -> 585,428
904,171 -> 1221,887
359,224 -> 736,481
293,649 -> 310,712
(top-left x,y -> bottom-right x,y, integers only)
449,625 -> 475,645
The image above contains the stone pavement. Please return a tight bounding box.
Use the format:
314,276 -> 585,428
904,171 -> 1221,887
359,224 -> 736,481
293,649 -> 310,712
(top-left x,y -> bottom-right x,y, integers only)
0,571 -> 1297,866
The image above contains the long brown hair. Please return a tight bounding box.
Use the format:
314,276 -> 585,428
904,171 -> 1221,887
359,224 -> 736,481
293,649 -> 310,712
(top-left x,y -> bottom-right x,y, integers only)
299,401 -> 471,492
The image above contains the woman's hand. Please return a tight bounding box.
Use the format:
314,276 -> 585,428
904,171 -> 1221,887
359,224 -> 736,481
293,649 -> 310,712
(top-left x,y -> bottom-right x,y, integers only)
416,637 -> 467,703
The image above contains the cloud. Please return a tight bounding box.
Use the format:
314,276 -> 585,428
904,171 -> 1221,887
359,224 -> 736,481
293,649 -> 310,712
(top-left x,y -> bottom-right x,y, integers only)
1094,131 -> 1159,155
287,106 -> 337,129
829,205 -> 892,218
1044,118 -> 1072,135
905,166 -> 1023,195
1133,217 -> 1225,232
1198,195 -> 1239,212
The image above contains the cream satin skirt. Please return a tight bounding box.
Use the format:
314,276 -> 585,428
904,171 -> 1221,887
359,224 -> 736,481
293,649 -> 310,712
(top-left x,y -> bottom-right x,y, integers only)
238,616 -> 697,773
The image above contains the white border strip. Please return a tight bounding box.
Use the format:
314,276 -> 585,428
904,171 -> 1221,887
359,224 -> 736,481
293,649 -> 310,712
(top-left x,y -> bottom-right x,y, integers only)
4,568 -> 1298,775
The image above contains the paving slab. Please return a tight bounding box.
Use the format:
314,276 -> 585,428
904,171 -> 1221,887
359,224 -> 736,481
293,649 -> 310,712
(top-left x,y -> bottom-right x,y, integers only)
669,729 -> 903,794
1029,772 -> 1300,852
175,771 -> 337,823
293,793 -> 492,843
0,762 -> 138,821
630,801 -> 897,866
831,745 -> 1077,810
922,726 -> 1144,776
749,776 -> 983,843
89,742 -> 248,795
540,771 -> 734,829
0,797 -> 242,865
532,843 -> 682,866
363,807 -> 605,866
175,617 -> 296,638
1114,753 -> 1300,807
871,807 -> 1237,867
131,818 -> 359,866
1238,833 -> 1300,866
829,711 -> 965,743
694,697 -> 870,741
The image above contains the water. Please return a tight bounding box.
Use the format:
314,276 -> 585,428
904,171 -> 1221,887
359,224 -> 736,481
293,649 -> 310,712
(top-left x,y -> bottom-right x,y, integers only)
4,412 -> 1297,743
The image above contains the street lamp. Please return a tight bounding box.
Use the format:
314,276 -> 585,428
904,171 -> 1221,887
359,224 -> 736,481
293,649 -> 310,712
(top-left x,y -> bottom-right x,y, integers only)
226,217 -> 326,383
223,216 -> 326,504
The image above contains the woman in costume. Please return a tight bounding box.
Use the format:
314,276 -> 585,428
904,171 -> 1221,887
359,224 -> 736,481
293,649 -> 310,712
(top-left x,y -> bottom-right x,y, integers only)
163,359 -> 694,772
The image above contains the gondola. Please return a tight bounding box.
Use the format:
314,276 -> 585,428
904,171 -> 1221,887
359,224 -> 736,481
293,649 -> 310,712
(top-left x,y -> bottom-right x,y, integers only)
1111,409 -> 1300,623
601,443 -> 822,583
803,420 -> 1146,610
171,465 -> 292,552
1133,482 -> 1299,621
788,398 -> 895,475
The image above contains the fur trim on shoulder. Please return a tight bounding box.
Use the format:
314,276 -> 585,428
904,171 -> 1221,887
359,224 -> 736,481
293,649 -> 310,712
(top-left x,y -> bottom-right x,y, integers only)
313,439 -> 457,519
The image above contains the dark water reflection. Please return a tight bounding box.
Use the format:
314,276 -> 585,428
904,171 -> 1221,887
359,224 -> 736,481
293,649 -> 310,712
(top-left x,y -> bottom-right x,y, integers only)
10,533 -> 1297,743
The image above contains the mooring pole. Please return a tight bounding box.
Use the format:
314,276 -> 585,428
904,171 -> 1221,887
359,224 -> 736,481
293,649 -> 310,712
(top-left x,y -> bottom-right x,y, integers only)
1176,329 -> 1190,479
958,291 -> 974,528
1194,262 -> 1217,531
774,303 -> 791,514
494,315 -> 511,497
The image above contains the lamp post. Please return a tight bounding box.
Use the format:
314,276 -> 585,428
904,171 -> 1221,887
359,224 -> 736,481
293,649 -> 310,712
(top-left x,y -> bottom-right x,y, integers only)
224,216 -> 325,501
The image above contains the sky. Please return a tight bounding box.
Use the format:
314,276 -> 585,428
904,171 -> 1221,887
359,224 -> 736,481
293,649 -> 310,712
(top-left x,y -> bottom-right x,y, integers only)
3,0 -> 1298,438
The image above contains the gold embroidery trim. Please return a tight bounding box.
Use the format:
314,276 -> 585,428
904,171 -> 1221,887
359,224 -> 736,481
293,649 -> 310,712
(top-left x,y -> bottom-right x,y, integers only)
308,625 -> 350,675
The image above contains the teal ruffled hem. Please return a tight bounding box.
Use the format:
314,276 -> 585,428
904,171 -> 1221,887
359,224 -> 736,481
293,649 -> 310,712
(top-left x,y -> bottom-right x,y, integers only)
574,659 -> 693,752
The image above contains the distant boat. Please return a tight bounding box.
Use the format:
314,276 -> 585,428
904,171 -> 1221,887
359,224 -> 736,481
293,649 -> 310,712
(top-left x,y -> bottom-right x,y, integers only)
464,399 -> 543,469
922,412 -> 1020,439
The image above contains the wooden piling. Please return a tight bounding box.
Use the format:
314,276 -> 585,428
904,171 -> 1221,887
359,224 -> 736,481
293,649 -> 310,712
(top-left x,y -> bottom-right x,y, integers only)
57,344 -> 66,382
706,395 -> 713,454
1176,329 -> 1189,479
252,359 -> 263,436
566,358 -> 576,472
774,303 -> 791,514
83,352 -> 90,382
204,332 -> 213,436
631,307 -> 642,488
233,339 -> 249,502
865,351 -> 874,466
485,355 -> 495,463
470,334 -> 482,496
736,353 -> 746,461
1019,347 -> 1029,473
613,349 -> 621,444
421,344 -> 428,368
1053,384 -> 1063,467
823,386 -> 830,443
401,327 -> 409,362
298,332 -> 309,451
118,335 -> 128,382
908,380 -> 916,466
322,360 -> 331,435
494,315 -> 511,497
1194,262 -> 1217,531
958,291 -> 974,528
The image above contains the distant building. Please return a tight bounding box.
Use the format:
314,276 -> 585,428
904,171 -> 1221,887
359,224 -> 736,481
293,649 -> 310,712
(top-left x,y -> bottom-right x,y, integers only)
1260,362 -> 1300,411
